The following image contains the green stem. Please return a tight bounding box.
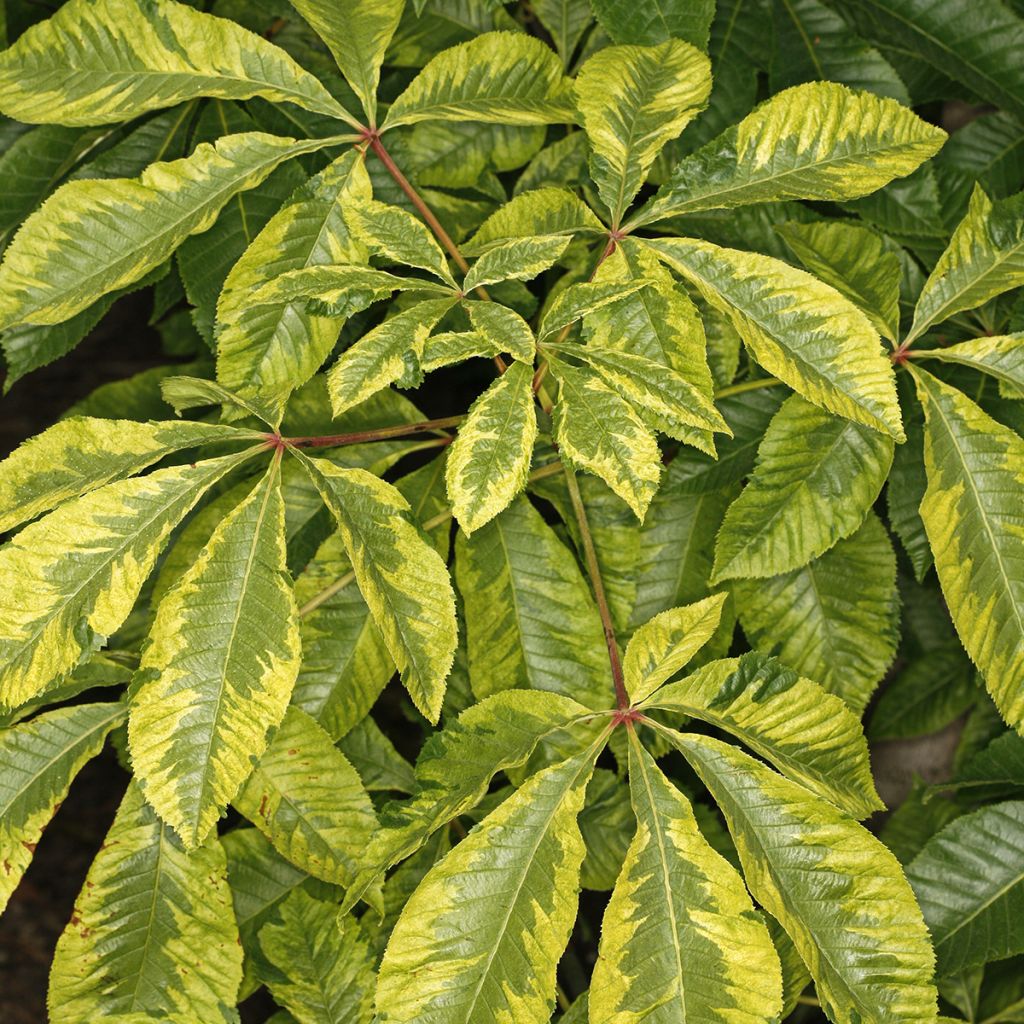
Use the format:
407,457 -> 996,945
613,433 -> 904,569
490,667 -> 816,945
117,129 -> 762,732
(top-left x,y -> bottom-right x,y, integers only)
713,376 -> 783,399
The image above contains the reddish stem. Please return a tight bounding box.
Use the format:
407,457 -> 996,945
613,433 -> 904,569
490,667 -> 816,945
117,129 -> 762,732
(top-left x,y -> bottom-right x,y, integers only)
275,414 -> 464,449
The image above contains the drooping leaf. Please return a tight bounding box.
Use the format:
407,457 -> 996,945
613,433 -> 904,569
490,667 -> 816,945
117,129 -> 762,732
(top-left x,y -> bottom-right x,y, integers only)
259,890 -> 376,1024
711,395 -> 894,581
907,801 -> 1024,976
915,333 -> 1024,398
648,236 -> 905,440
632,81 -> 945,226
0,701 -> 124,913
455,496 -> 611,707
575,39 -> 711,224
622,593 -> 728,703
445,362 -> 537,534
381,32 -> 575,130
0,132 -> 335,330
668,730 -> 939,1024
644,653 -> 884,817
907,188 -> 1024,344
912,368 -> 1024,731
733,512 -> 899,711
234,706 -> 378,888
129,459 -> 301,848
375,746 -> 599,1024
297,454 -> 457,723
48,781 -> 243,1023
590,735 -> 783,1024
0,450 -> 254,709
0,0 -> 354,127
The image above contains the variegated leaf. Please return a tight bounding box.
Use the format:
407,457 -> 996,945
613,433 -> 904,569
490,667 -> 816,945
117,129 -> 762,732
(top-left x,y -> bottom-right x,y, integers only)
0,450 -> 253,709
590,735 -> 783,1024
648,236 -> 904,440
464,300 -> 536,363
446,362 -> 537,533
914,332 -> 1024,399
129,459 -> 300,848
462,234 -> 570,292
538,280 -> 651,339
464,187 -> 604,253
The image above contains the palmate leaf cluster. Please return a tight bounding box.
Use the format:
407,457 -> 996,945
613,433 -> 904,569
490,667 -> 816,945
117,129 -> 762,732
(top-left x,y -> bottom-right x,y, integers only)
0,1 -> 1023,1022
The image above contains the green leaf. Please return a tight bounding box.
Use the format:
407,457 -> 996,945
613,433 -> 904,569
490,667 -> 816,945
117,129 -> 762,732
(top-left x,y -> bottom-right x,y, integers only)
711,395 -> 894,581
129,459 -> 301,848
288,0 -> 402,127
590,735 -> 783,1024
915,333 -> 1024,398
575,40 -> 711,225
462,234 -> 569,292
375,746 -> 599,1024
777,219 -> 902,341
445,362 -> 537,533
591,0 -> 716,49
668,730 -> 939,1024
538,279 -> 652,338
338,714 -> 416,793
648,236 -> 905,440
907,188 -> 1024,344
0,0 -> 354,127
381,32 -> 574,131
455,496 -> 611,707
0,701 -> 124,913
0,416 -> 257,533
644,653 -> 884,817
633,82 -> 945,226
326,298 -> 457,415
215,151 -> 372,427
579,769 -> 634,891
0,450 -> 252,709
160,374 -> 272,422
48,781 -> 243,1023
0,132 -> 335,331
259,890 -> 376,1024
234,707 -> 378,888
464,300 -> 536,363
464,187 -> 604,253
622,593 -> 729,703
908,801 -> 1024,976
549,356 -> 662,519
733,512 -> 899,711
297,454 -> 457,723
912,368 -> 1024,731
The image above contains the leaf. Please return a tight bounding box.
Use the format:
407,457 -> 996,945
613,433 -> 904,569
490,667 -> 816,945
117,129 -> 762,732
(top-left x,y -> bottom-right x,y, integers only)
648,236 -> 905,440
538,280 -> 652,338
590,735 -> 783,1024
777,219 -> 901,340
532,0 -> 593,67
288,0 -> 402,126
48,781 -> 243,1023
549,356 -> 662,519
907,801 -> 1024,976
0,0 -> 354,127
711,395 -> 894,581
644,653 -> 884,817
326,298 -> 457,415
215,151 -> 372,427
348,199 -> 458,287
160,374 -> 271,422
455,496 -> 611,708
0,132 -> 335,331
462,234 -> 569,292
622,593 -> 729,703
129,460 -> 301,848
0,701 -> 124,913
915,333 -> 1024,398
579,769 -> 634,891
338,714 -> 416,793
381,31 -> 574,131
259,890 -> 376,1024
733,512 -> 899,711
234,707 -> 378,888
632,81 -> 945,226
912,368 -> 1024,731
252,264 -> 444,312
907,188 -> 1024,344
575,40 -> 711,224
0,451 -> 252,709
0,416 -> 257,533
297,454 -> 457,723
668,730 -> 939,1024
464,300 -> 536,363
445,363 -> 537,533
375,746 -> 598,1024
591,0 -> 716,49
464,187 -> 604,253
